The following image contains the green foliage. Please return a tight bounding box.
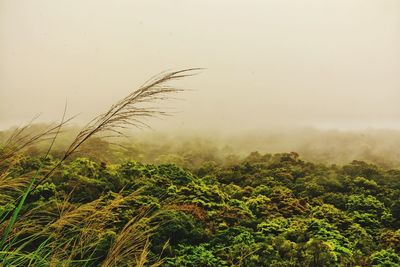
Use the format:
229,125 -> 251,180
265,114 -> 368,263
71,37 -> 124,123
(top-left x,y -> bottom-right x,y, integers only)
28,182 -> 56,201
2,149 -> 400,266
346,194 -> 393,231
152,211 -> 207,253
165,244 -> 227,267
369,249 -> 400,266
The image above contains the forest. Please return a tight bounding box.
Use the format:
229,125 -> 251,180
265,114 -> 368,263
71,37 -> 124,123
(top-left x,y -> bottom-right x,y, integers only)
0,71 -> 399,267
2,0 -> 400,265
1,140 -> 400,266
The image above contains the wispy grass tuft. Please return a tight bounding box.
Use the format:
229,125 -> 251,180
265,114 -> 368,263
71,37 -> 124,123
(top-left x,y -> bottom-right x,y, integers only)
0,69 -> 199,266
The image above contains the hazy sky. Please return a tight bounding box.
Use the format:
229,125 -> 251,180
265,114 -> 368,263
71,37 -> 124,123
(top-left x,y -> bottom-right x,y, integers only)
1,0 -> 399,131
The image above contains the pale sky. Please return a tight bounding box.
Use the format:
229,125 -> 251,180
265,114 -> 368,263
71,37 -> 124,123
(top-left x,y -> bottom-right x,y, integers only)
1,0 -> 399,131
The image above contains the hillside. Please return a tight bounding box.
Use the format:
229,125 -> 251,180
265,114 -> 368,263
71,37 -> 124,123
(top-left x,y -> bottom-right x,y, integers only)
1,148 -> 399,266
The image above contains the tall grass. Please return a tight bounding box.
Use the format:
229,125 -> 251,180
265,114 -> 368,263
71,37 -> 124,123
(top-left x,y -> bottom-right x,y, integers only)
0,69 -> 198,266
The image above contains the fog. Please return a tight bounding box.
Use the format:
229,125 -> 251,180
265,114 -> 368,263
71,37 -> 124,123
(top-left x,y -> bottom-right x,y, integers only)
1,0 -> 400,131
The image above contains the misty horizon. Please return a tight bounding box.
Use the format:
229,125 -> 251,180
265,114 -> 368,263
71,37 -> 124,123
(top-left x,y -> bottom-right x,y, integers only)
1,0 -> 399,131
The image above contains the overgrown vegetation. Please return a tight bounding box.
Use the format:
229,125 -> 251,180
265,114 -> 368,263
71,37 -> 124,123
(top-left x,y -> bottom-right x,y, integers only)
1,148 -> 400,266
0,69 -> 197,266
1,70 -> 399,266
